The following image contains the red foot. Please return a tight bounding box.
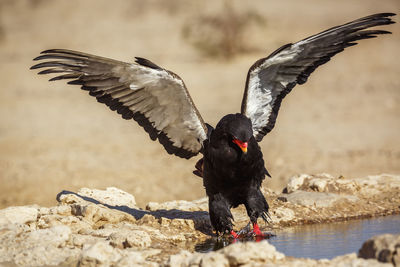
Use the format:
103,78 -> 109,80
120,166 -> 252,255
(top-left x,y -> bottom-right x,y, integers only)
230,230 -> 239,239
252,223 -> 263,236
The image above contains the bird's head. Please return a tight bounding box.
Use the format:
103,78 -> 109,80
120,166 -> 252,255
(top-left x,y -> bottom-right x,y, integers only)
215,113 -> 253,154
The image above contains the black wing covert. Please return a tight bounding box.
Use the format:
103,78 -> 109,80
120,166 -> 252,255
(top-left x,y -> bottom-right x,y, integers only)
241,13 -> 395,142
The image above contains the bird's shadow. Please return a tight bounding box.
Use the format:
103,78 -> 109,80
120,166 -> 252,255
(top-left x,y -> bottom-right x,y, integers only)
56,190 -> 213,235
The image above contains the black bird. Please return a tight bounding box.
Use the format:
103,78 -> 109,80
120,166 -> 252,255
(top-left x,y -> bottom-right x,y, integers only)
31,13 -> 395,237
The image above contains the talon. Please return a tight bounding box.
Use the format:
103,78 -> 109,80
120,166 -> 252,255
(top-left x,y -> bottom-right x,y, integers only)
261,212 -> 272,223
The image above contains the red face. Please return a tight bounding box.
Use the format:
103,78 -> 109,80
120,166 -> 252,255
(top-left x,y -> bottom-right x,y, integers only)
232,138 -> 248,153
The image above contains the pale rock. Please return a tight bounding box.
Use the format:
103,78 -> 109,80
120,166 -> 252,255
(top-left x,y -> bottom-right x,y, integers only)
1,181 -> 399,266
132,225 -> 186,243
37,214 -> 90,232
358,234 -> 400,264
115,251 -> 156,267
316,173 -> 335,179
355,176 -> 380,187
260,186 -> 276,195
394,247 -> 400,266
58,193 -> 84,205
308,178 -> 328,192
353,176 -> 382,196
330,253 -> 391,267
80,241 -> 122,266
167,250 -> 194,266
50,204 -> 72,216
71,234 -> 104,248
0,206 -> 38,225
170,218 -> 195,230
200,253 -> 229,267
159,217 -> 196,229
109,230 -> 152,248
355,174 -> 400,196
88,226 -> 121,238
187,252 -> 204,266
1,225 -> 77,266
139,248 -> 162,259
71,202 -> 136,227
286,174 -> 307,193
138,214 -> 158,225
268,258 -> 319,266
161,232 -> 186,242
28,225 -> 71,244
366,174 -> 400,184
38,207 -> 51,215
359,187 -> 381,196
384,174 -> 400,190
334,179 -> 359,193
282,190 -> 358,208
221,240 -> 285,265
78,187 -> 137,208
159,217 -> 172,227
146,197 -> 208,211
271,207 -> 295,223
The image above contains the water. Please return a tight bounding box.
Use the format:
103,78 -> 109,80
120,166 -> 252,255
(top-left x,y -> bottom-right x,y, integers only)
268,214 -> 400,259
196,214 -> 400,259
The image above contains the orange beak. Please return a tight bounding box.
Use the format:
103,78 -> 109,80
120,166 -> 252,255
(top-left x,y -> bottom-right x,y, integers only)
232,138 -> 248,154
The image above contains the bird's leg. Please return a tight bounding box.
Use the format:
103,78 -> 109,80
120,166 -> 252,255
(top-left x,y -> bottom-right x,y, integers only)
208,193 -> 237,238
252,222 -> 263,236
245,187 -> 270,237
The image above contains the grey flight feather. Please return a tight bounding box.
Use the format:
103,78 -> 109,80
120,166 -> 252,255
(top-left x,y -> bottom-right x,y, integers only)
31,49 -> 208,159
241,13 -> 395,142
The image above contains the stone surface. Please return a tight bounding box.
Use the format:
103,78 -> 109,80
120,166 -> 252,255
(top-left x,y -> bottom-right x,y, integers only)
80,241 -> 122,266
285,174 -> 308,193
0,206 -> 38,226
166,242 -> 391,267
109,230 -> 152,248
0,225 -> 78,266
222,240 -> 285,264
57,187 -> 137,209
0,174 -> 399,266
283,173 -> 400,196
270,207 -> 296,224
282,190 -> 358,208
78,187 -> 138,208
169,244 -> 265,267
358,234 -> 400,265
146,198 -> 208,211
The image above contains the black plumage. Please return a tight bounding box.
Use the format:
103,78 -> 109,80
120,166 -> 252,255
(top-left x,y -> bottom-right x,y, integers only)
203,114 -> 270,235
31,13 -> 395,237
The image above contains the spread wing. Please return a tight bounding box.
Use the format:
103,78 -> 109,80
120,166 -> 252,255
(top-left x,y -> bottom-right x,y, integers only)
31,49 -> 208,159
241,13 -> 395,142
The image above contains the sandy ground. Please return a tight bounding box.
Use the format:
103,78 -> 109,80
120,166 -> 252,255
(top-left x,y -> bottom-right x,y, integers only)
0,0 -> 399,209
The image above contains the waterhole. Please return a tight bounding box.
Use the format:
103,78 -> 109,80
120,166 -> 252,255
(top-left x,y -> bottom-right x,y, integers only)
196,214 -> 400,259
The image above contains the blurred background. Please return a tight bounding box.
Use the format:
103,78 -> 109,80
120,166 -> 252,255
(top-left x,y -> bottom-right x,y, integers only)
0,0 -> 399,209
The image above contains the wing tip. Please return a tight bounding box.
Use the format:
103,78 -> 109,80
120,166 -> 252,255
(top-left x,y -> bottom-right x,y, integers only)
40,49 -> 65,55
134,57 -> 163,70
40,49 -> 71,54
376,12 -> 396,17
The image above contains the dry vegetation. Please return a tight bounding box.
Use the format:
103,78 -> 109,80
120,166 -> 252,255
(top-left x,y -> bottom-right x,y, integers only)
182,1 -> 266,59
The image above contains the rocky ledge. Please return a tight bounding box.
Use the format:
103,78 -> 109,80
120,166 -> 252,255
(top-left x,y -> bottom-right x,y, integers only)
0,174 -> 399,266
